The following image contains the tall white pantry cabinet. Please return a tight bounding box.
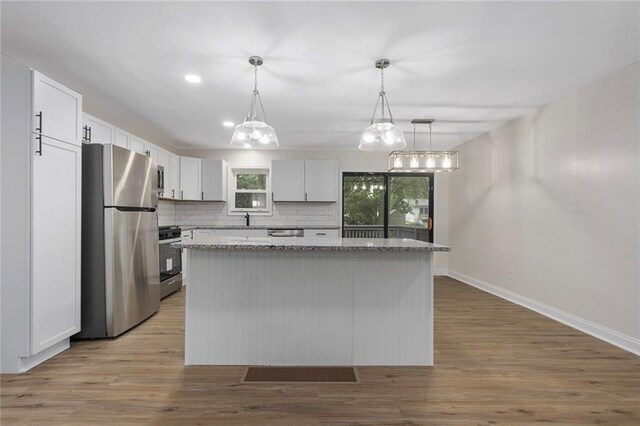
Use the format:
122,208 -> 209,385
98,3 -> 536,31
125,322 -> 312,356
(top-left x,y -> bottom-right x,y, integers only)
1,55 -> 83,373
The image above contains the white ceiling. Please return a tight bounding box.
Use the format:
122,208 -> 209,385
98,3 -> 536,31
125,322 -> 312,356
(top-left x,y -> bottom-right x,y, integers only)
2,1 -> 639,151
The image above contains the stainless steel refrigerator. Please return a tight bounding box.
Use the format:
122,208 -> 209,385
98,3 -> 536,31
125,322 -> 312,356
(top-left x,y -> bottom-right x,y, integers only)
76,144 -> 160,338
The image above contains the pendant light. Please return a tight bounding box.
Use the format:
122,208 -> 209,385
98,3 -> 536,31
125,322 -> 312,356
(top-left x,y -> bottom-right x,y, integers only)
230,56 -> 279,149
388,119 -> 460,172
359,59 -> 407,152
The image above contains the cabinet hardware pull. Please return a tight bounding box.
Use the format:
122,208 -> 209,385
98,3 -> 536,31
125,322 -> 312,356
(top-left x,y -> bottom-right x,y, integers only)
35,134 -> 42,156
35,111 -> 43,133
201,191 -> 204,200
181,190 -> 184,199
88,126 -> 92,142
172,189 -> 175,198
316,232 -> 326,236
271,192 -> 274,201
305,192 -> 308,201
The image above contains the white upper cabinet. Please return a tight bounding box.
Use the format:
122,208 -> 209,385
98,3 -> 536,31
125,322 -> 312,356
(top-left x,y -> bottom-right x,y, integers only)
129,135 -> 147,155
32,70 -> 82,145
272,160 -> 338,202
169,153 -> 180,199
304,160 -> 338,202
201,159 -> 228,201
179,156 -> 201,200
272,160 -> 306,202
156,149 -> 180,200
82,112 -> 114,144
130,135 -> 159,160
145,143 -> 158,160
31,134 -> 82,354
114,128 -> 130,149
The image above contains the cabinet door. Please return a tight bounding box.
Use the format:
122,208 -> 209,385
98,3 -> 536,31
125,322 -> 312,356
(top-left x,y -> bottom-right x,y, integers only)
305,229 -> 341,238
145,143 -> 158,160
201,159 -> 228,201
304,160 -> 338,202
129,135 -> 146,155
82,113 -> 114,144
218,229 -> 268,237
31,134 -> 81,354
179,156 -> 201,200
32,70 -> 82,145
194,229 -> 217,238
169,154 -> 180,199
114,128 -> 130,149
272,160 -> 305,202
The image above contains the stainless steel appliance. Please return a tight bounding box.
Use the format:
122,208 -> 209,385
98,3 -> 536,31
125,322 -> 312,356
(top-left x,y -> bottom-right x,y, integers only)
267,229 -> 304,237
159,226 -> 182,298
157,165 -> 165,197
76,144 -> 160,338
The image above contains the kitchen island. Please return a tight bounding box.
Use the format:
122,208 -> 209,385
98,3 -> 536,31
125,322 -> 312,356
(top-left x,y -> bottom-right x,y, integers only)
172,237 -> 449,366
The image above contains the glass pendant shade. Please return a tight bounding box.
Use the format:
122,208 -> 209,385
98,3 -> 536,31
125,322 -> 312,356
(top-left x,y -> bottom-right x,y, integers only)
359,119 -> 407,152
230,120 -> 278,149
388,150 -> 460,172
359,59 -> 406,152
230,56 -> 279,150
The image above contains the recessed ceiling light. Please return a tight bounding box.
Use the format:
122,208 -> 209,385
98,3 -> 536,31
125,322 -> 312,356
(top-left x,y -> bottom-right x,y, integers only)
223,121 -> 235,127
184,74 -> 202,84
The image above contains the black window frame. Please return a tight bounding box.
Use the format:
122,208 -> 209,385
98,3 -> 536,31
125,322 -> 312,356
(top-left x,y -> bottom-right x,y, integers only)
342,172 -> 435,242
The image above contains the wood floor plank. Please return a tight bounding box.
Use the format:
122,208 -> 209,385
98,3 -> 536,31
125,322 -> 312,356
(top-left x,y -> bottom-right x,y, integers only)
2,277 -> 639,425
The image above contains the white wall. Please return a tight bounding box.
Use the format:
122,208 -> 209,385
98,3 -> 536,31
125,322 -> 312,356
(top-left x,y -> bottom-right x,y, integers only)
447,62 -> 640,353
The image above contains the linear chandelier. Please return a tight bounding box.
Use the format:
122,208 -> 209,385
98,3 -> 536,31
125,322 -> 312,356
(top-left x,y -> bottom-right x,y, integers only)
230,56 -> 279,150
388,119 -> 460,172
358,58 -> 406,152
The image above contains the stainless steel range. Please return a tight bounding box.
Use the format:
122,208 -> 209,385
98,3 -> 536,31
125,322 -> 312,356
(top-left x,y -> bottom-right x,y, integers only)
159,226 -> 182,298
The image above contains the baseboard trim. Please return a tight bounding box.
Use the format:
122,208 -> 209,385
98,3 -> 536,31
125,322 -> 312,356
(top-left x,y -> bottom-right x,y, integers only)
16,338 -> 70,373
435,268 -> 449,276
447,270 -> 640,357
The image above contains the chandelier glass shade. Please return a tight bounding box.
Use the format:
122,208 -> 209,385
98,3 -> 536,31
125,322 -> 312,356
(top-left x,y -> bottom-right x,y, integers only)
230,56 -> 279,150
359,59 -> 406,152
388,120 -> 460,173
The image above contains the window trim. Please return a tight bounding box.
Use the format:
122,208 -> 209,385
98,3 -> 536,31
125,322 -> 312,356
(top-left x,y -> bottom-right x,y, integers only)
227,166 -> 272,216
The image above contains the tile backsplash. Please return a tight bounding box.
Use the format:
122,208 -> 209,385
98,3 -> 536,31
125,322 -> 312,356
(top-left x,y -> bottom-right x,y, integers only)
158,199 -> 340,227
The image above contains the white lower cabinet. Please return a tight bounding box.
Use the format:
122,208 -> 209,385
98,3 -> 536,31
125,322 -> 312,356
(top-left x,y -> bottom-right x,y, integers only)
305,229 -> 341,238
218,229 -> 268,237
31,135 -> 81,353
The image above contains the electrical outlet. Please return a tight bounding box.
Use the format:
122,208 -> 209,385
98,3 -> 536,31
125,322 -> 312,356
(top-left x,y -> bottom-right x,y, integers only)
507,269 -> 515,280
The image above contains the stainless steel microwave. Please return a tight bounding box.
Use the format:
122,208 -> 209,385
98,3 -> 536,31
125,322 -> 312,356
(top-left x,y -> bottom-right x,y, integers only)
157,165 -> 165,197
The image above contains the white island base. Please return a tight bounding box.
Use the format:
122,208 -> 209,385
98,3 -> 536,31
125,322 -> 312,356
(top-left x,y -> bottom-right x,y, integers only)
179,238 -> 448,367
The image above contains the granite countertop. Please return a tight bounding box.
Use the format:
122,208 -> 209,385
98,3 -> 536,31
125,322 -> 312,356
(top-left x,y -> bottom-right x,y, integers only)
172,236 -> 450,252
179,225 -> 341,231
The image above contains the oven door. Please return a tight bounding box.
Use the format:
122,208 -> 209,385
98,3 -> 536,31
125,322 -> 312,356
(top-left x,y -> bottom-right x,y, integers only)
159,237 -> 182,281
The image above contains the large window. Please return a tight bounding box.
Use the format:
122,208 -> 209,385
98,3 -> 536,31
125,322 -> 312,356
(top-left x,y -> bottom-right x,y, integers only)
228,168 -> 271,214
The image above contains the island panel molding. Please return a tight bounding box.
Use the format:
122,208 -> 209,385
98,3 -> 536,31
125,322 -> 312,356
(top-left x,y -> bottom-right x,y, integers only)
181,240 -> 444,366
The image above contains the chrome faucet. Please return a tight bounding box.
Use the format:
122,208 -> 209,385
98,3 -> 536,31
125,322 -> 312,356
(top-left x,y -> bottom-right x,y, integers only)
245,212 -> 250,227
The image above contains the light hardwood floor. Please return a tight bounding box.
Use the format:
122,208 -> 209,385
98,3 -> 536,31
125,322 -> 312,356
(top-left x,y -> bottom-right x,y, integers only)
2,276 -> 639,425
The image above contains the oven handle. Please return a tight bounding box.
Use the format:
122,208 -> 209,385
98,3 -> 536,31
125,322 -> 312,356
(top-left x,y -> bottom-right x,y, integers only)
159,237 -> 182,244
